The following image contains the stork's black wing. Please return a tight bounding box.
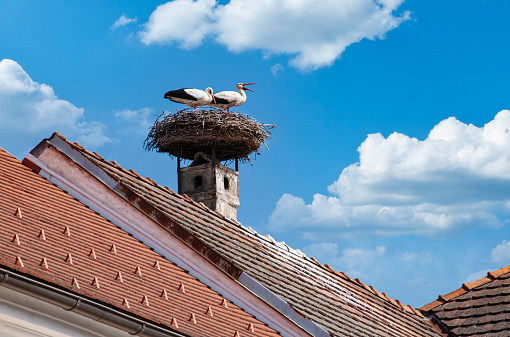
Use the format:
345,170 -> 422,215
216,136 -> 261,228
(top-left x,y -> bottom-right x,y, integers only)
164,89 -> 198,101
212,95 -> 231,104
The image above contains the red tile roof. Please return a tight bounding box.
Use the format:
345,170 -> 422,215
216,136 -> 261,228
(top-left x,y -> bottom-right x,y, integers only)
420,265 -> 510,336
43,133 -> 442,337
0,147 -> 281,337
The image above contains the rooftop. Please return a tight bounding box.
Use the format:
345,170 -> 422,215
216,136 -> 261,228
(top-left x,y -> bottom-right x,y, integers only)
36,132 -> 443,337
420,265 -> 510,336
0,146 -> 281,337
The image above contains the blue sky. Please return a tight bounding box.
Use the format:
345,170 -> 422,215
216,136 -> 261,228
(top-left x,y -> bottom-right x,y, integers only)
2,0 -> 510,308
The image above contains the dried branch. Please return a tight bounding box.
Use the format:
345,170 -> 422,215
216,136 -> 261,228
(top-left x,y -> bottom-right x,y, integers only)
144,108 -> 275,163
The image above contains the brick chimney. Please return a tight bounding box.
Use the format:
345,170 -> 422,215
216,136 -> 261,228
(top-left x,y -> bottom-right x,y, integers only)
178,152 -> 240,220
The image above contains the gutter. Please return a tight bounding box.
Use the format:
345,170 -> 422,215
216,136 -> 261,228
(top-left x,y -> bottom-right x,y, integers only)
0,267 -> 187,337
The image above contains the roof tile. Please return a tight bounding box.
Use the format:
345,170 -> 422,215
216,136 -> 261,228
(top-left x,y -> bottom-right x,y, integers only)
40,257 -> 49,269
49,134 -> 442,337
115,271 -> 124,283
189,313 -> 197,324
15,207 -> 23,218
153,260 -> 161,270
421,264 -> 510,336
11,234 -> 21,246
0,147 -> 282,337
15,256 -> 24,268
65,253 -> 73,264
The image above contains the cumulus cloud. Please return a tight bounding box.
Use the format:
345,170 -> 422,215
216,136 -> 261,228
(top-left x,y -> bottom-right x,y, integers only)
0,59 -> 111,153
269,111 -> 510,240
490,240 -> 510,263
111,14 -> 137,30
139,0 -> 409,70
139,0 -> 216,48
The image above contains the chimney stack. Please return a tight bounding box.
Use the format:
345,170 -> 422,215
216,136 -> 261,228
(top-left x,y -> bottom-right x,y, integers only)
145,109 -> 273,221
178,152 -> 240,220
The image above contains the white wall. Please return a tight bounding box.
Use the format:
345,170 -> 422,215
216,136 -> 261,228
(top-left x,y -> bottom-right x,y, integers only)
0,286 -> 129,337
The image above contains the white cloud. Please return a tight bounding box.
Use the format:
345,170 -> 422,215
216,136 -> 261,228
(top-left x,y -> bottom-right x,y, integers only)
111,15 -> 137,30
115,107 -> 154,132
490,240 -> 510,263
303,242 -> 386,269
401,252 -> 416,261
269,111 -> 510,240
464,269 -> 492,284
271,63 -> 284,76
338,246 -> 386,269
139,0 -> 216,49
302,242 -> 340,262
139,0 -> 409,70
74,122 -> 112,148
0,59 -> 111,151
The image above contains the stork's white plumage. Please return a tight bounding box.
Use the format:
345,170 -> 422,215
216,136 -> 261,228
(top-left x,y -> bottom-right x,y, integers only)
210,83 -> 256,111
164,87 -> 215,111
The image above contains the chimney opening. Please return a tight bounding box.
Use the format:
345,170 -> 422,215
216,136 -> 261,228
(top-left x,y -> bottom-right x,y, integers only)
194,175 -> 203,189
224,177 -> 230,191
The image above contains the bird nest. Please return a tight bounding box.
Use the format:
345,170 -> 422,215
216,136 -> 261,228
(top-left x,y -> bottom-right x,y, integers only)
144,108 -> 275,162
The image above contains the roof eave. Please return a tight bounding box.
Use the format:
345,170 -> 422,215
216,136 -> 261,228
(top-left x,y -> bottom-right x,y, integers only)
0,266 -> 187,337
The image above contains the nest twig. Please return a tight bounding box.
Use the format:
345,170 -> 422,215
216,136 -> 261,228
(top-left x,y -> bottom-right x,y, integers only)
144,108 -> 275,163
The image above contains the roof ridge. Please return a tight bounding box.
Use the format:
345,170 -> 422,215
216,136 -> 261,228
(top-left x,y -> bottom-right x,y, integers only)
319,261 -> 424,319
227,222 -> 425,320
420,264 -> 510,312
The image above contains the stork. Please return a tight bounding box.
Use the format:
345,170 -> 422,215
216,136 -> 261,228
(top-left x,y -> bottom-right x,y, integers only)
210,83 -> 256,111
164,87 -> 215,111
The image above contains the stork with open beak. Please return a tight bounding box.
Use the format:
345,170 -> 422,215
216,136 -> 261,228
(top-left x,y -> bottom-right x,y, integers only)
210,83 -> 256,111
164,87 -> 216,111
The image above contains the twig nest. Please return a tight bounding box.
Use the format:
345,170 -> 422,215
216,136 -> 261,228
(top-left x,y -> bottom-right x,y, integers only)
144,108 -> 275,162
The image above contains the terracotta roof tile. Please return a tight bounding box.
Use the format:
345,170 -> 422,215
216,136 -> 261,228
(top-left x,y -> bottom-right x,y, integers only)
421,266 -> 510,336
189,313 -> 197,324
48,134 -> 442,337
0,147 -> 281,337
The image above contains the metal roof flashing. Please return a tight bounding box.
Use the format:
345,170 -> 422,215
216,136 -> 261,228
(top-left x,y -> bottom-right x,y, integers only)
238,272 -> 330,337
46,133 -> 119,188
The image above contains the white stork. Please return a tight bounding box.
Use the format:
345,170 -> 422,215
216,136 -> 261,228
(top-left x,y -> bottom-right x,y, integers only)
164,87 -> 215,111
210,83 -> 256,111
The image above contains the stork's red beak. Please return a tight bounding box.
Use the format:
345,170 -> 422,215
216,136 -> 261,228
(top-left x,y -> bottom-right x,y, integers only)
242,82 -> 257,92
211,94 -> 216,103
